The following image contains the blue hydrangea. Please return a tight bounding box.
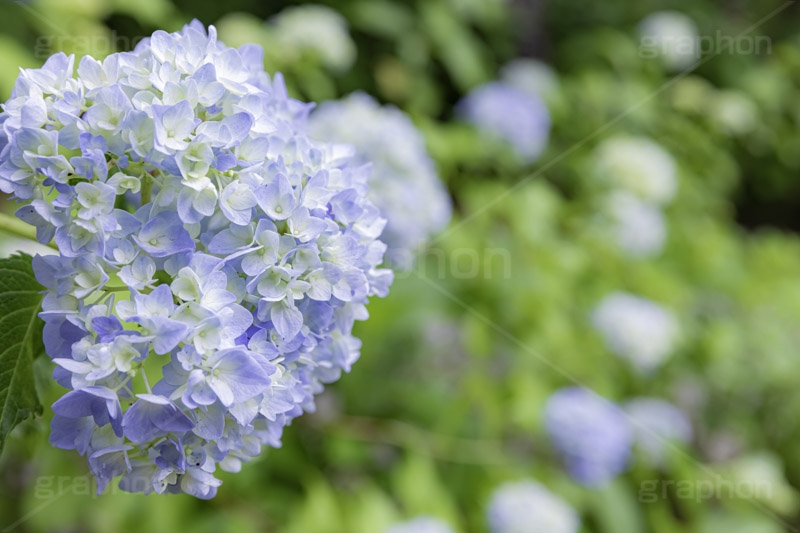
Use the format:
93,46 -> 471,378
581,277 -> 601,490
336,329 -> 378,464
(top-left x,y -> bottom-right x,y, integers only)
0,21 -> 392,498
384,517 -> 458,533
309,92 -> 452,267
457,82 -> 550,164
624,397 -> 692,465
544,387 -> 632,487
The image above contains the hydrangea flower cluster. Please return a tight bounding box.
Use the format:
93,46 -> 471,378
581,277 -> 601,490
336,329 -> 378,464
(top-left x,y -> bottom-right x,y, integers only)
638,11 -> 700,71
457,82 -> 551,164
500,59 -> 560,101
487,480 -> 580,533
309,92 -> 452,267
725,453 -> 797,514
0,21 -> 392,498
602,191 -> 667,258
591,292 -> 680,373
268,5 -> 356,73
593,136 -> 677,257
384,517 -> 458,533
544,387 -> 632,487
624,397 -> 692,465
593,136 -> 677,205
709,90 -> 758,137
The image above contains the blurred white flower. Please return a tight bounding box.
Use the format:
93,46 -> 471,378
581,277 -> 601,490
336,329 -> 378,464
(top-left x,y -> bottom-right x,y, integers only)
638,11 -> 700,71
624,397 -> 692,464
604,191 -> 667,257
487,480 -> 580,533
725,453 -> 799,514
709,90 -> 759,136
500,58 -> 560,100
385,517 -> 458,533
591,292 -> 679,372
594,136 -> 678,205
309,92 -> 452,267
269,5 -> 356,72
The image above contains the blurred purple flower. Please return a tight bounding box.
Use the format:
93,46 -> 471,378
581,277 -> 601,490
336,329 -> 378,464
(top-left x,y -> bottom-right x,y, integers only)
457,82 -> 550,164
545,387 -> 632,486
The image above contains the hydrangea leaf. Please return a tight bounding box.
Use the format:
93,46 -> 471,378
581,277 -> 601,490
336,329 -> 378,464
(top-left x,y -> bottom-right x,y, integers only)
0,253 -> 45,454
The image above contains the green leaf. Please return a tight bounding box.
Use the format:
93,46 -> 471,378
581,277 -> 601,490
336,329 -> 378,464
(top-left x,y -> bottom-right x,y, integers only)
0,253 -> 45,455
591,479 -> 646,533
284,477 -> 344,533
420,1 -> 491,91
391,455 -> 460,525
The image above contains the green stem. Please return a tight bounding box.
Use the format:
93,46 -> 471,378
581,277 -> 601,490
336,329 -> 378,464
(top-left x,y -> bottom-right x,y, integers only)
102,286 -> 130,293
140,173 -> 153,206
0,212 -> 58,249
140,367 -> 152,394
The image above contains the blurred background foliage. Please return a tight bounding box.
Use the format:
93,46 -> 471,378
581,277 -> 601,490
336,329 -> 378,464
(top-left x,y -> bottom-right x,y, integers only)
2,0 -> 800,532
